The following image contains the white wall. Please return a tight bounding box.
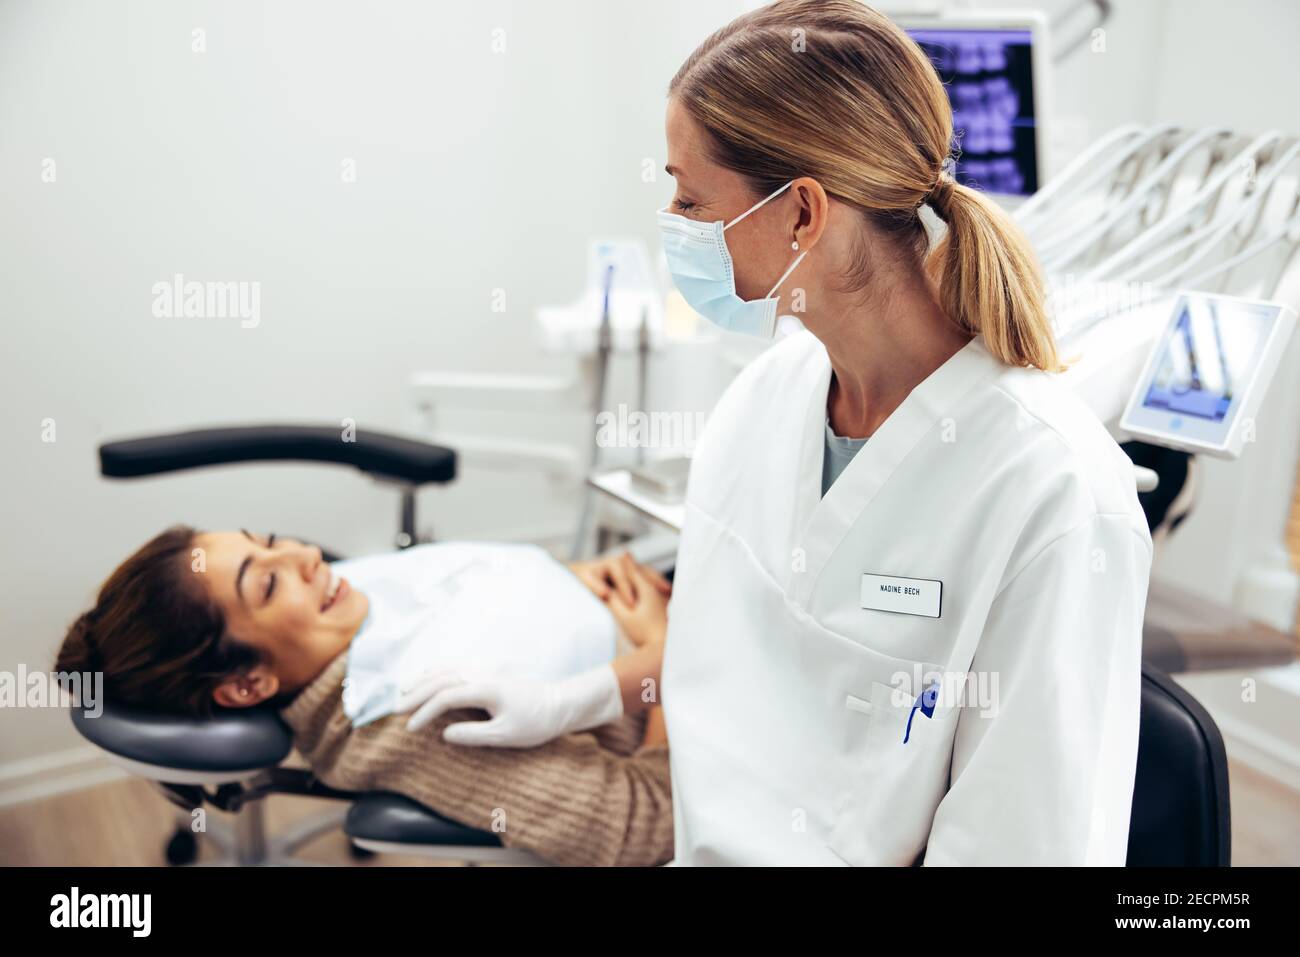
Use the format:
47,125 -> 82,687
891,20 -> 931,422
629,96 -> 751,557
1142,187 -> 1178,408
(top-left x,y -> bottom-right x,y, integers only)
0,0 -> 748,777
2,0 -> 1297,785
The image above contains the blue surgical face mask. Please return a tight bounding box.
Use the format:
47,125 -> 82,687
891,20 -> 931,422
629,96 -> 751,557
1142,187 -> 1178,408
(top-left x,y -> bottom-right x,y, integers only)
658,180 -> 808,339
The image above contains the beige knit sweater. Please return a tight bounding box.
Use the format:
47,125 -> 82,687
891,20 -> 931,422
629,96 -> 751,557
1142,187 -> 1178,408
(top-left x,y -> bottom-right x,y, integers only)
279,652 -> 674,866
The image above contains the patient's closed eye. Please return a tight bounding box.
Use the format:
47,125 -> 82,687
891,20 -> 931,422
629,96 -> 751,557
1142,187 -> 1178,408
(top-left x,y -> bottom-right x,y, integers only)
263,532 -> 277,602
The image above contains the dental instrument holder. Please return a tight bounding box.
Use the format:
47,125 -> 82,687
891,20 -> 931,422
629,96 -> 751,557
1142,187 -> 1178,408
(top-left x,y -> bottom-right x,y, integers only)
409,238 -> 669,551
637,306 -> 650,467
570,265 -> 616,558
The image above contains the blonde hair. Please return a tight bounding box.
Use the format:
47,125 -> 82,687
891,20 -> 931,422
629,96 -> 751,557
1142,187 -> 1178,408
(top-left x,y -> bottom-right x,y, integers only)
669,0 -> 1061,371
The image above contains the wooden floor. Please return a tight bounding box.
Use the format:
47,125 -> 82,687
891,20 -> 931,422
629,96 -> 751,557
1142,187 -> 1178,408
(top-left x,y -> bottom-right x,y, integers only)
0,776 -> 454,867
1,756 -> 1294,866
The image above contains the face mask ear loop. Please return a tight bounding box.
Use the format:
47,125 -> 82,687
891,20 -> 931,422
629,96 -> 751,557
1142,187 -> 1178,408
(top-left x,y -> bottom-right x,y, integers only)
765,249 -> 808,299
723,180 -> 796,231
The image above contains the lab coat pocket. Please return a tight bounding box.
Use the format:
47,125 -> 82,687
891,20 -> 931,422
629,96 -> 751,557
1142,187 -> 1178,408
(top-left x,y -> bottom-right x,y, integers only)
827,680 -> 956,866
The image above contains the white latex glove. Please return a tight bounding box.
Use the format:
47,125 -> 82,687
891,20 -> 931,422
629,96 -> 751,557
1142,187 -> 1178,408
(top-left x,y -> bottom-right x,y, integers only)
398,664 -> 624,748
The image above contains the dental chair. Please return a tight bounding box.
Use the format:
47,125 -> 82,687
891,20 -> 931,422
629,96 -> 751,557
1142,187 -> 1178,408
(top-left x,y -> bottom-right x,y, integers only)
74,426 -> 1233,867
1126,662 -> 1232,866
72,424 -> 546,866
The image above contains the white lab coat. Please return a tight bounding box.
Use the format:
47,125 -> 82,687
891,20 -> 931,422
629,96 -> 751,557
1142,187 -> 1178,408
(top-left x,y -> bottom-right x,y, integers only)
661,330 -> 1152,865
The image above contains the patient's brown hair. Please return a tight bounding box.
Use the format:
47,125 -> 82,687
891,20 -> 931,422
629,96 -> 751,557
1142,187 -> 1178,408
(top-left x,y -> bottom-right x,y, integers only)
55,525 -> 262,716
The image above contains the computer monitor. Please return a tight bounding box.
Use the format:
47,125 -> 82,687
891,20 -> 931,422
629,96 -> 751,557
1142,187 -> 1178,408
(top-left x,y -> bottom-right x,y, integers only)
1120,292 -> 1297,459
897,12 -> 1048,198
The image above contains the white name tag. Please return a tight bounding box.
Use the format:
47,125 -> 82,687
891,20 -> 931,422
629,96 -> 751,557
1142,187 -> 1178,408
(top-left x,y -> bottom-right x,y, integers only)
860,574 -> 942,618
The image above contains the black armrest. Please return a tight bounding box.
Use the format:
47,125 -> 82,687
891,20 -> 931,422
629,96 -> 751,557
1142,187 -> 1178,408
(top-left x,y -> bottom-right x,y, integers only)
100,425 -> 456,486
345,793 -> 504,849
72,700 -> 293,774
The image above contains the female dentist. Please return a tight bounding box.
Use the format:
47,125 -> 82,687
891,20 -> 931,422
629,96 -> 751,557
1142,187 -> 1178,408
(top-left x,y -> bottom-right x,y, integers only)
405,0 -> 1153,866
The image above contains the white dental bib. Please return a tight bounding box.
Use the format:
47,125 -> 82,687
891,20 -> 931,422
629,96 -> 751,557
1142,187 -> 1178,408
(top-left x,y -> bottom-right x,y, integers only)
336,542 -> 617,727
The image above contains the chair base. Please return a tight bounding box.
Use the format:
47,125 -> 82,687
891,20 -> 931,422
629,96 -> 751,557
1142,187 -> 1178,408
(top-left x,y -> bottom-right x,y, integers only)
174,803 -> 349,866
347,837 -> 549,866
159,788 -> 546,866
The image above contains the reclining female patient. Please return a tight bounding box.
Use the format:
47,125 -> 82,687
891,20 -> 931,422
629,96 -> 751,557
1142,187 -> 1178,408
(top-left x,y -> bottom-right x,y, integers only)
55,527 -> 674,867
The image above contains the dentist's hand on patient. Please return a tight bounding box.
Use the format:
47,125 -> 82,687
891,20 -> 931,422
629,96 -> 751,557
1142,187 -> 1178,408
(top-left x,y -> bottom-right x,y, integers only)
400,558 -> 670,747
399,664 -> 624,747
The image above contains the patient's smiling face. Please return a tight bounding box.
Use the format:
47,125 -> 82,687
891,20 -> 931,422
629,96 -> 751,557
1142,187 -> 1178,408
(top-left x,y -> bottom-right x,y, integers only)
195,530 -> 369,708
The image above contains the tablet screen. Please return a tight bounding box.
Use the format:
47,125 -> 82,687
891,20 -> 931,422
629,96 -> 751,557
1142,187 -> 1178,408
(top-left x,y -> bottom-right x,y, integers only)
1141,295 -> 1272,422
1122,293 -> 1290,455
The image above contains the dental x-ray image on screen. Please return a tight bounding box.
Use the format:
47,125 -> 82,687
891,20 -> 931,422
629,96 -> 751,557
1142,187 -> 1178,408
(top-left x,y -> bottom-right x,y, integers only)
906,27 -> 1039,196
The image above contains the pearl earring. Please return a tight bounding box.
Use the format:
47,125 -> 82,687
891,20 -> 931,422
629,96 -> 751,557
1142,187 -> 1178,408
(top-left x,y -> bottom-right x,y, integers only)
791,240 -> 800,251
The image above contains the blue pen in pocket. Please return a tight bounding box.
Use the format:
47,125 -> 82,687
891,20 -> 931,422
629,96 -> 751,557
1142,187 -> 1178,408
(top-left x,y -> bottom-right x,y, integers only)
903,678 -> 940,744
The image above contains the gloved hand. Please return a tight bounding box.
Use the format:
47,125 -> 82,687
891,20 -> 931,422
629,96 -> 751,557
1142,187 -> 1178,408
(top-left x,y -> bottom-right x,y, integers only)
398,663 -> 624,748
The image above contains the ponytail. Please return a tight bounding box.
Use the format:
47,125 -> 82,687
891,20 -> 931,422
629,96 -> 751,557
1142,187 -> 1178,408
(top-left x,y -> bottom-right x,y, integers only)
671,0 -> 1062,372
925,177 -> 1060,371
